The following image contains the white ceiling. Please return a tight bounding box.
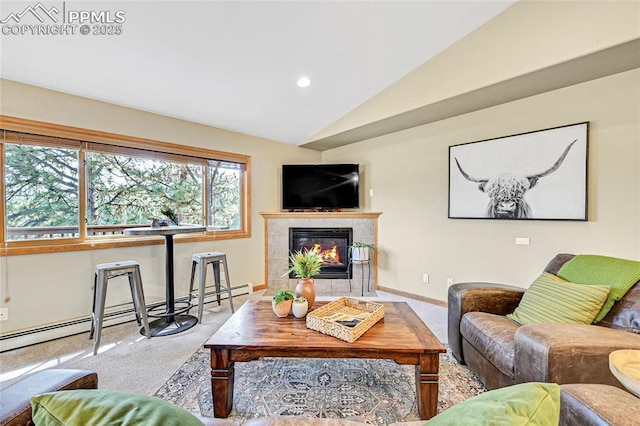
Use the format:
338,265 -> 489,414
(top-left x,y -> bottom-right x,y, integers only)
0,1 -> 514,145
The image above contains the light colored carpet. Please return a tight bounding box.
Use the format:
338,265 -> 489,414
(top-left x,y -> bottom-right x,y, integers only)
0,292 -> 259,394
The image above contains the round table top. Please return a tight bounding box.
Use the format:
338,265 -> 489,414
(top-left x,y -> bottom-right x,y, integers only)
609,349 -> 640,398
124,224 -> 207,236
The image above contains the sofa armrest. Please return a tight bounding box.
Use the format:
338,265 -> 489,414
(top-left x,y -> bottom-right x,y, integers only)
560,384 -> 640,426
448,283 -> 525,363
0,369 -> 98,426
515,324 -> 640,387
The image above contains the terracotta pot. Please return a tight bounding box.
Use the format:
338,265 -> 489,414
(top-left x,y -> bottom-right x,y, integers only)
272,299 -> 292,317
295,278 -> 315,308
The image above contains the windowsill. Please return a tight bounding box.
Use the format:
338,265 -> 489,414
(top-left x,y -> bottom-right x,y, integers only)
0,230 -> 250,256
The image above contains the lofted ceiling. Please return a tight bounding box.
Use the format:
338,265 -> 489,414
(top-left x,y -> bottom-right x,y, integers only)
0,1 -> 515,146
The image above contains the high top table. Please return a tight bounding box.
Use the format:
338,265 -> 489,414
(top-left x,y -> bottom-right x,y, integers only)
125,224 -> 206,336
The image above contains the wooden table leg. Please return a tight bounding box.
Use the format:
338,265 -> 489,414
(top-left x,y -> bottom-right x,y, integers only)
415,353 -> 439,420
210,349 -> 234,418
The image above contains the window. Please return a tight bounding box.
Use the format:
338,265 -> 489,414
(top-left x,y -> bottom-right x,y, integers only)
4,143 -> 80,240
1,116 -> 250,254
86,152 -> 204,232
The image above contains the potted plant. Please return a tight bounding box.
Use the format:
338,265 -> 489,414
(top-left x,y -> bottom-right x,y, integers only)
282,248 -> 322,308
292,296 -> 309,318
160,206 -> 179,225
272,288 -> 294,317
349,241 -> 375,262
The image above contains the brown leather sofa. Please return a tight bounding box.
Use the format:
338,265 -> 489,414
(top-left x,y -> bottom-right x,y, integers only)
448,253 -> 640,391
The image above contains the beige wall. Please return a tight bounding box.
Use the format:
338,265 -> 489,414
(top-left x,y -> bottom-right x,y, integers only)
0,80 -> 321,346
323,69 -> 640,301
309,0 -> 639,142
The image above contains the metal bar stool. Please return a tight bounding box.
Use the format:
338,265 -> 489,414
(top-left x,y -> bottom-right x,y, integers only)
188,252 -> 235,322
90,261 -> 150,355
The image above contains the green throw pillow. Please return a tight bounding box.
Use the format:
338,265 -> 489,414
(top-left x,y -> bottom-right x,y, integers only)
507,272 -> 609,325
31,389 -> 203,426
425,382 -> 560,425
557,254 -> 640,323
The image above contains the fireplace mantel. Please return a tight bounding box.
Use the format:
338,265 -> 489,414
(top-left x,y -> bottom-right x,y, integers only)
261,211 -> 381,296
260,212 -> 382,219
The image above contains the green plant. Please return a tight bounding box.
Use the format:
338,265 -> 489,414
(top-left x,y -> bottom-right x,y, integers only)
294,296 -> 307,303
160,206 -> 179,225
273,288 -> 294,305
350,241 -> 375,249
282,249 -> 322,279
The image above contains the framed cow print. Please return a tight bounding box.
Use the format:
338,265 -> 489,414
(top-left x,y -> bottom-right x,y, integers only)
448,122 -> 588,221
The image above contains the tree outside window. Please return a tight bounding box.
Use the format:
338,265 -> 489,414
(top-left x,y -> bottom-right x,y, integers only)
4,144 -> 80,240
86,152 -> 203,230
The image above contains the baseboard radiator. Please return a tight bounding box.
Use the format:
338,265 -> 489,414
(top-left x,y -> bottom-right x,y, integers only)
0,284 -> 251,352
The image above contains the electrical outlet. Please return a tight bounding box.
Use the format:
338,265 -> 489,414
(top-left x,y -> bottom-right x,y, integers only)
447,278 -> 454,287
0,307 -> 8,321
422,273 -> 429,284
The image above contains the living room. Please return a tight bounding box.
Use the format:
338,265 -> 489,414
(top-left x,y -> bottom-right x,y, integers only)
1,0 -> 639,424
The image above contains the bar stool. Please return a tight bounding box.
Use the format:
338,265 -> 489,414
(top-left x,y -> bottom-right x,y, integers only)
90,261 -> 150,355
188,252 -> 235,322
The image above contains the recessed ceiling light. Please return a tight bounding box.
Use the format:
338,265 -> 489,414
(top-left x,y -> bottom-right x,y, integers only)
297,76 -> 311,88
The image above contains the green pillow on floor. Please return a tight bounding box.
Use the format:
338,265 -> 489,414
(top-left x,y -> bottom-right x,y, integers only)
425,382 -> 560,426
31,389 -> 203,426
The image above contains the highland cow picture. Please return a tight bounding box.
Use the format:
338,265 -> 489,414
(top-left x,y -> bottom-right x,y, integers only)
448,122 -> 588,220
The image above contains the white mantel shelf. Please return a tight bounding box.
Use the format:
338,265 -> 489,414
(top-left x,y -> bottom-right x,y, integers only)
260,212 -> 382,219
261,211 -> 381,296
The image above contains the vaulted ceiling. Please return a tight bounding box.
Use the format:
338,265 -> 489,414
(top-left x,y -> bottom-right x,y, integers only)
1,1 -> 515,146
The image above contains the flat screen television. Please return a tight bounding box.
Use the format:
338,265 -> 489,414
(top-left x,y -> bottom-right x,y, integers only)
282,164 -> 360,210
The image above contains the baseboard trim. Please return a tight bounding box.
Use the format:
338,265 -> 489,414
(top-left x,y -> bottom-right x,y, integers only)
0,284 -> 251,353
377,285 -> 447,307
252,283 -> 267,291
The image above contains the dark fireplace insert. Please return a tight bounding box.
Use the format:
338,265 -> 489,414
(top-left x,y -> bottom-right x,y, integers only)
289,227 -> 353,279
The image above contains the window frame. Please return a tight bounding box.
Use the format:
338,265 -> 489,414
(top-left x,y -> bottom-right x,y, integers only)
0,115 -> 251,256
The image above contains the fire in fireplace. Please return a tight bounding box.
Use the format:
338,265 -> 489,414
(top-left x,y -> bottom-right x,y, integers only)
289,227 -> 353,279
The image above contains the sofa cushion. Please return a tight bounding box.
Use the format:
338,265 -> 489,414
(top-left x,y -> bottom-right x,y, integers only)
507,273 -> 609,325
599,282 -> 640,333
31,389 -> 203,426
425,382 -> 560,425
460,312 -> 520,379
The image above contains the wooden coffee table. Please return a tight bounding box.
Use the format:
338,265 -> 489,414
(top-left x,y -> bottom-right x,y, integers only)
204,299 -> 446,419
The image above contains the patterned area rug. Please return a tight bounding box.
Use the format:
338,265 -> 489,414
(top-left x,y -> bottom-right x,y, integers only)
155,347 -> 486,425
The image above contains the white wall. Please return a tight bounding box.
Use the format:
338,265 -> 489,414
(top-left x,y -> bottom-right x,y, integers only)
0,80 -> 321,347
323,69 -> 640,301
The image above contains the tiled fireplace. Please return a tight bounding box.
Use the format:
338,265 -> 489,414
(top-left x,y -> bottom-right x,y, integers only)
261,212 -> 381,296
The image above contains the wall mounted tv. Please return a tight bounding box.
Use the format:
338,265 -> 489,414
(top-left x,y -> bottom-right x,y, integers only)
282,164 -> 360,210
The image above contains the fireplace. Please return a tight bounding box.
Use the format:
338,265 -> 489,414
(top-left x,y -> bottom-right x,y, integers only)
289,227 -> 353,279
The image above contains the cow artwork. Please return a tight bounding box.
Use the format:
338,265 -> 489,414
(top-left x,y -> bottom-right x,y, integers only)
454,139 -> 577,219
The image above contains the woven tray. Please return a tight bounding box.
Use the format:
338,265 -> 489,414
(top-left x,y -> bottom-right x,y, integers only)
306,297 -> 384,343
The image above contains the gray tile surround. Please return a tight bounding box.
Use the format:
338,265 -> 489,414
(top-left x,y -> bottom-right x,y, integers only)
264,214 -> 379,297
